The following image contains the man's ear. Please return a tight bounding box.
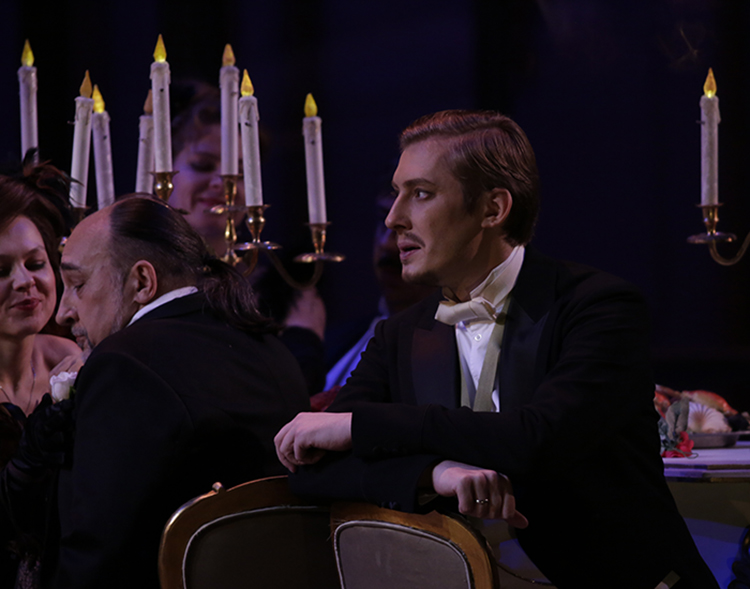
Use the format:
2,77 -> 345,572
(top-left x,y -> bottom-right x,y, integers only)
481,188 -> 513,229
125,260 -> 159,305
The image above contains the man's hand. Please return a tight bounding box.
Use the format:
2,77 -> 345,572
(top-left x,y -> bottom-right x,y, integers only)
274,412 -> 352,472
51,351 -> 88,377
431,460 -> 528,528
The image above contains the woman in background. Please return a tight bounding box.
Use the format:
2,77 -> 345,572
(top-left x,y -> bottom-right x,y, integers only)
169,82 -> 244,258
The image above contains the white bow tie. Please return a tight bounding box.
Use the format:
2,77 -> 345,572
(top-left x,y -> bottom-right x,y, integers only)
435,298 -> 497,326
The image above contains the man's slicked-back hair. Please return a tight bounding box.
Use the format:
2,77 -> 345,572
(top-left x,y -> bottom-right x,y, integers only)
108,196 -> 273,333
399,110 -> 540,246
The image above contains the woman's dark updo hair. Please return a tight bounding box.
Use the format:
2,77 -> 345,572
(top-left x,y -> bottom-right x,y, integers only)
0,153 -> 70,275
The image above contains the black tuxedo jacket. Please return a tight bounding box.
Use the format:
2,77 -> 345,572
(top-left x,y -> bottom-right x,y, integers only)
293,248 -> 716,589
52,293 -> 309,589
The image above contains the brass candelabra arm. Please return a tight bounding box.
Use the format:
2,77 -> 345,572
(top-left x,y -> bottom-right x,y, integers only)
265,251 -> 324,290
709,234 -> 750,266
212,198 -> 344,287
688,203 -> 747,265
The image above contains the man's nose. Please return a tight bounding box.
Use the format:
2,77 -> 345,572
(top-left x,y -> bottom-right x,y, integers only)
385,195 -> 409,231
56,291 -> 76,326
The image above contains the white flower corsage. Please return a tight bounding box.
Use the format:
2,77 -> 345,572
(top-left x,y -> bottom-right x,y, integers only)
50,371 -> 78,402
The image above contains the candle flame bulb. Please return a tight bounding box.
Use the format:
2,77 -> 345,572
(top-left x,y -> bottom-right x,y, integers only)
92,85 -> 105,113
21,40 -> 34,67
704,68 -> 717,98
154,34 -> 167,63
144,89 -> 153,115
222,44 -> 236,67
241,70 -> 254,97
79,70 -> 93,99
304,93 -> 318,118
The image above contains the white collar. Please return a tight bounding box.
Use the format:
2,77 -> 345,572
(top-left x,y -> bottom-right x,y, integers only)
466,245 -> 525,309
126,286 -> 199,327
434,246 -> 525,325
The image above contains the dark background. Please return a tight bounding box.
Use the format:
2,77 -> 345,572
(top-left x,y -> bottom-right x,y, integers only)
1,0 -> 748,405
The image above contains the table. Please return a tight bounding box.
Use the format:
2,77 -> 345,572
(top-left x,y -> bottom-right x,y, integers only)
664,441 -> 750,588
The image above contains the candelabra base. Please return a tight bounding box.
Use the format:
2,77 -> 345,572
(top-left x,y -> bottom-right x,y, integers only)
235,241 -> 281,251
687,232 -> 736,244
209,204 -> 248,215
293,251 -> 346,263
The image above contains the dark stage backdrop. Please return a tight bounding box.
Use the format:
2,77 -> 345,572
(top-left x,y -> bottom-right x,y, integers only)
1,0 -> 748,405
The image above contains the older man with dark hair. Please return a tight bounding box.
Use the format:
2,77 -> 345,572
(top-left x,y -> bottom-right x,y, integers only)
52,196 -> 308,588
275,110 -> 717,588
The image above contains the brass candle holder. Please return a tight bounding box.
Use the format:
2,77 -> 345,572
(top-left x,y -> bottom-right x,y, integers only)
209,180 -> 344,287
153,171 -> 177,202
208,175 -> 245,265
294,223 -> 345,263
688,203 -> 750,265
238,204 -> 281,251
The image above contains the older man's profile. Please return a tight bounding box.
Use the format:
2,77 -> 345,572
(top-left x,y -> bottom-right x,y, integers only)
51,196 -> 309,588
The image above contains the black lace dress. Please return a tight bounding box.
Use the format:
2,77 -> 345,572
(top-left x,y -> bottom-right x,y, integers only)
0,403 -> 44,589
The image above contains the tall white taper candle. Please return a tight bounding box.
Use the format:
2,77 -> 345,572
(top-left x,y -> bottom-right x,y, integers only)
700,68 -> 720,207
70,71 -> 94,209
92,85 -> 115,209
239,70 -> 263,206
151,35 -> 173,173
302,93 -> 327,224
18,40 -> 38,162
135,91 -> 155,194
220,44 -> 239,176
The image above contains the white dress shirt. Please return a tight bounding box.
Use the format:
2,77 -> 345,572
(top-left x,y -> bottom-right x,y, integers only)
127,286 -> 199,327
436,246 -> 525,411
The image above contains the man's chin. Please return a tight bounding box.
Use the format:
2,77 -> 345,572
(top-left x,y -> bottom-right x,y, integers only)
73,333 -> 92,352
401,267 -> 438,287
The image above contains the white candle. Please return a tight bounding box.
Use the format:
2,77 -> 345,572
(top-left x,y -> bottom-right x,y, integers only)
239,70 -> 262,206
150,35 -> 173,173
18,40 -> 38,162
70,71 -> 94,209
135,90 -> 155,194
91,85 -> 115,209
700,68 -> 720,207
302,93 -> 327,224
220,44 -> 239,176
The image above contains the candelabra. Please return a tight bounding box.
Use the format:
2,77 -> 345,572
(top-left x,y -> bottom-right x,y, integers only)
688,203 -> 750,266
211,175 -> 344,288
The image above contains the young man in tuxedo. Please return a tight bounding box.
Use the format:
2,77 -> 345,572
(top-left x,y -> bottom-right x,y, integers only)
275,110 -> 717,589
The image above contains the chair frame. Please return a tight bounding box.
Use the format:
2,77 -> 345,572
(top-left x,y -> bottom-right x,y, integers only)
158,475 -> 332,589
330,502 -> 499,589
